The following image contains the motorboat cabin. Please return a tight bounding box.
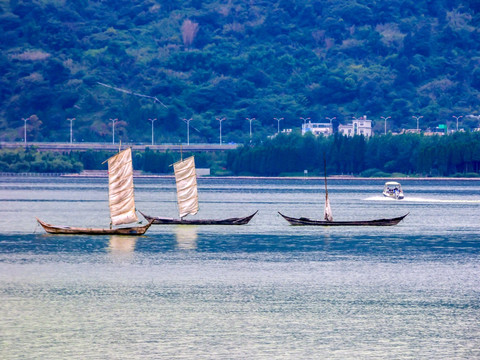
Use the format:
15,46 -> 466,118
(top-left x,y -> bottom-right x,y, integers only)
383,181 -> 404,200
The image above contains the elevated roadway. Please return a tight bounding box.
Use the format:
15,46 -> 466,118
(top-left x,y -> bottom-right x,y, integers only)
0,142 -> 239,152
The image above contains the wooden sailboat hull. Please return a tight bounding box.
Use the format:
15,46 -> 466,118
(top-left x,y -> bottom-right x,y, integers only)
278,212 -> 408,226
151,156 -> 257,225
36,217 -> 153,235
139,210 -> 258,225
35,148 -> 151,236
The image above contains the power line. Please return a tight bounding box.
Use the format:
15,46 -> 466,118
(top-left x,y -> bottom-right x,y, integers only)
97,82 -> 167,108
97,82 -> 201,134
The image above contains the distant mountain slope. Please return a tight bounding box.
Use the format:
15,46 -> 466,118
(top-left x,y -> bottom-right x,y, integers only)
1,0 -> 480,143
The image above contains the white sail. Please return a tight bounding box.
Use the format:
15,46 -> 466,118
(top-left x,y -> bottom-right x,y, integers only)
108,148 -> 138,226
174,156 -> 199,218
324,194 -> 333,221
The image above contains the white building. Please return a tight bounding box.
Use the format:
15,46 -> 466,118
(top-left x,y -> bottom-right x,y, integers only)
269,128 -> 292,139
301,121 -> 333,136
338,116 -> 373,137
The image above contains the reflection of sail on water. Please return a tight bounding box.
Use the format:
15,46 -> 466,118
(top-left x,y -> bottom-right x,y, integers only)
108,235 -> 137,253
108,148 -> 138,225
174,226 -> 198,250
174,156 -> 199,218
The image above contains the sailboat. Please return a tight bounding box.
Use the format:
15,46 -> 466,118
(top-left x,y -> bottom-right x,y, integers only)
36,148 -> 152,235
279,164 -> 408,226
140,156 -> 257,225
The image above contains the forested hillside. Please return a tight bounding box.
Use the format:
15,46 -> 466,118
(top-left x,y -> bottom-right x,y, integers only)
2,0 -> 480,144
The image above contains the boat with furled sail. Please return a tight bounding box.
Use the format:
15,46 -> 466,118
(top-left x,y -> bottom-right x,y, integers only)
279,163 -> 408,226
278,212 -> 408,226
140,156 -> 257,225
36,148 -> 152,235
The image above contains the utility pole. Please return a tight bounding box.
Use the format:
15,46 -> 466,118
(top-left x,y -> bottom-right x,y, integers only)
381,116 -> 391,135
110,118 -> 118,144
22,117 -> 29,145
412,116 -> 423,132
246,117 -> 255,138
67,118 -> 75,144
325,117 -> 336,136
300,117 -> 310,126
148,118 -> 157,145
216,117 -> 226,145
183,118 -> 193,145
452,115 -> 462,131
274,117 -> 284,134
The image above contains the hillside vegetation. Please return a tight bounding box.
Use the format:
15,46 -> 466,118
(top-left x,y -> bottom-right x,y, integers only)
2,0 -> 480,144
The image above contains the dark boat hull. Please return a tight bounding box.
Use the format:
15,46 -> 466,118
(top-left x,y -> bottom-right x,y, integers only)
36,217 -> 153,235
140,211 -> 258,225
278,212 -> 408,226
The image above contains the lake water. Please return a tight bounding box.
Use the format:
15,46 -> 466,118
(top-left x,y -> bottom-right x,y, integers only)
1,176 -> 479,359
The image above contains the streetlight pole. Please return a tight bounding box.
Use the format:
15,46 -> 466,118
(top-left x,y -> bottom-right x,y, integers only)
381,116 -> 391,135
300,117 -> 310,135
67,117 -> 75,144
22,117 -> 29,145
183,118 -> 193,145
452,115 -> 462,131
148,118 -> 157,145
412,116 -> 423,132
110,118 -> 118,144
216,117 -> 226,145
325,117 -> 336,135
246,117 -> 255,138
274,117 -> 284,134
300,117 -> 310,126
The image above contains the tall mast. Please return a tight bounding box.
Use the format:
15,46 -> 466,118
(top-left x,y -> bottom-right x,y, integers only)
324,158 -> 328,198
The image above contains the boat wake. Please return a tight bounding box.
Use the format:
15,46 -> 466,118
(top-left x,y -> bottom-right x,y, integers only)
364,196 -> 480,203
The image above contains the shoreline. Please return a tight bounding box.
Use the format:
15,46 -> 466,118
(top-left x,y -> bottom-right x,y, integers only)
1,172 -> 480,181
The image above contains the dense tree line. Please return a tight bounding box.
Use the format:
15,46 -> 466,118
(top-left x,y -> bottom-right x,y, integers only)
0,147 -> 228,174
3,132 -> 480,176
0,147 -> 84,173
1,0 -> 480,145
227,132 -> 480,177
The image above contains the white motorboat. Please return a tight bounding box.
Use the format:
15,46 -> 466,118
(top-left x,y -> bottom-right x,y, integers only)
383,181 -> 404,200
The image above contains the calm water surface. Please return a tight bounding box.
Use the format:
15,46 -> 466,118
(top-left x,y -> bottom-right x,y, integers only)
1,176 -> 479,359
